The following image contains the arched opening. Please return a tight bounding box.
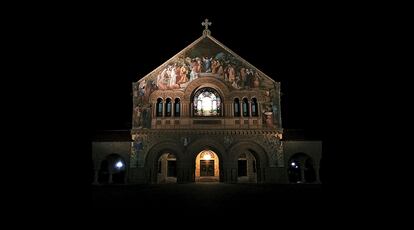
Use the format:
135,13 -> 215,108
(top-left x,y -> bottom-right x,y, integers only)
237,152 -> 258,183
229,144 -> 267,183
157,153 -> 177,183
288,153 -> 316,183
242,98 -> 249,117
192,87 -> 222,117
251,98 -> 258,117
174,98 -> 180,117
195,150 -> 220,182
234,98 -> 240,117
98,154 -> 126,184
165,98 -> 172,117
156,98 -> 163,117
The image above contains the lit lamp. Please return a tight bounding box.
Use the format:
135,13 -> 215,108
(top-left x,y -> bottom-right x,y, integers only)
203,152 -> 212,160
115,161 -> 123,169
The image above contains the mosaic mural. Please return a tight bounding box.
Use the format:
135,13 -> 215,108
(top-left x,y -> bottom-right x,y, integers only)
137,38 -> 274,92
133,37 -> 279,129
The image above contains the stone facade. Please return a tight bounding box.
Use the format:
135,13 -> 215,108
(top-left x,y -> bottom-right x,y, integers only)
92,23 -> 322,184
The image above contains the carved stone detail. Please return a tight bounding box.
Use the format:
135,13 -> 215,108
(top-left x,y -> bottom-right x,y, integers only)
260,132 -> 284,167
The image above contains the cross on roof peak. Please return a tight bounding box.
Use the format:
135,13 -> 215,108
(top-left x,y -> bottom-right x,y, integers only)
202,19 -> 212,36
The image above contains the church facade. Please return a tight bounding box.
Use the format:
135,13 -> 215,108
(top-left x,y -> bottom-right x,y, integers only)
92,20 -> 322,184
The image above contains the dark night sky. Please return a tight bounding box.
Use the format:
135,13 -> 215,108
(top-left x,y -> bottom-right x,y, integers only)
84,5 -> 343,142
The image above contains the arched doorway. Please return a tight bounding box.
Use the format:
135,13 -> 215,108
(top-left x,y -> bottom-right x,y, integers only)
195,150 -> 220,182
157,153 -> 177,183
288,153 -> 316,183
228,142 -> 268,183
237,152 -> 258,183
98,154 -> 127,184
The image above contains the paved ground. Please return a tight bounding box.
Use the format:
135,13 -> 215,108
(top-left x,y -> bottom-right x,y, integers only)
92,183 -> 322,213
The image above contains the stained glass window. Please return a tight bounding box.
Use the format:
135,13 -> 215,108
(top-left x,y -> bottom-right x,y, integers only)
165,98 -> 172,117
174,98 -> 180,117
242,98 -> 249,117
234,98 -> 240,117
156,98 -> 163,117
252,98 -> 258,116
193,88 -> 221,117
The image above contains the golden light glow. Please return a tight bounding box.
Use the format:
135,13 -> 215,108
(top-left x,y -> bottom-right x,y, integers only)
202,153 -> 212,160
196,150 -> 219,182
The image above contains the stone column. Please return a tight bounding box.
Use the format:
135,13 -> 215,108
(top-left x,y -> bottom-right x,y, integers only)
240,103 -> 244,118
180,102 -> 185,117
259,104 -> 264,125
177,160 -> 192,183
148,168 -> 154,184
108,172 -> 113,184
146,168 -> 155,184
232,168 -> 237,183
227,103 -> 230,117
224,162 -> 238,183
315,166 -> 321,184
162,101 -> 165,117
93,169 -> 99,185
177,162 -> 184,183
300,167 -> 305,183
225,168 -> 232,183
248,101 -> 252,117
123,170 -> 128,184
185,102 -> 189,117
260,167 -> 266,183
171,100 -> 175,117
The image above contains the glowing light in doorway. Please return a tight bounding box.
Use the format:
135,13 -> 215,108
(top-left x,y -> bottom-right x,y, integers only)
203,153 -> 212,160
115,161 -> 124,169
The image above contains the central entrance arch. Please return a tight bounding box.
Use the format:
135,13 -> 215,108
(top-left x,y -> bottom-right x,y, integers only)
195,150 -> 220,182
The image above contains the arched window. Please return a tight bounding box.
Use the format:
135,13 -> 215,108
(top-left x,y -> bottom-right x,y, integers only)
234,98 -> 240,117
156,98 -> 163,117
193,87 -> 222,117
251,98 -> 258,116
242,98 -> 249,117
165,98 -> 172,117
174,98 -> 180,117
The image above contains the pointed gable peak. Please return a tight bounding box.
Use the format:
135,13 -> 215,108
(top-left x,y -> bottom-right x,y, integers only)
136,20 -> 277,92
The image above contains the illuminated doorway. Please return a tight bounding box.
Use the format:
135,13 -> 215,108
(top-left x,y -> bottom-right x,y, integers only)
195,150 -> 219,182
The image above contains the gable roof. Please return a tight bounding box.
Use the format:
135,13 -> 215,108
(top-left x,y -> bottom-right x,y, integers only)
135,33 -> 278,86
